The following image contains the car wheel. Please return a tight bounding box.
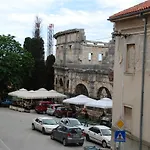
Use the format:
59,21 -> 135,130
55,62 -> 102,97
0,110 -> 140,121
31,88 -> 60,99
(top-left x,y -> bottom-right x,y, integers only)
63,139 -> 67,146
42,128 -> 46,134
86,134 -> 90,141
102,140 -> 107,148
51,133 -> 54,140
79,142 -> 84,146
32,124 -> 35,130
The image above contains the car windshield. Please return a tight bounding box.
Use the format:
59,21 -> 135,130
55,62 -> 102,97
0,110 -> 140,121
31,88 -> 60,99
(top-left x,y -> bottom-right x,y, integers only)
101,129 -> 111,136
69,119 -> 81,126
42,119 -> 57,125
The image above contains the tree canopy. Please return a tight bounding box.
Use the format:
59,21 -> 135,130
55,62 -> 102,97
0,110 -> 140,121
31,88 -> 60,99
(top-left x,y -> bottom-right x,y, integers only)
0,34 -> 34,97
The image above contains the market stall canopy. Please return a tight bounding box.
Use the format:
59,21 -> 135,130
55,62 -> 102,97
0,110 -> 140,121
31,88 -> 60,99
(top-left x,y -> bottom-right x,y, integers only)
47,90 -> 67,98
63,95 -> 96,105
85,98 -> 112,109
8,88 -> 27,97
8,88 -> 67,99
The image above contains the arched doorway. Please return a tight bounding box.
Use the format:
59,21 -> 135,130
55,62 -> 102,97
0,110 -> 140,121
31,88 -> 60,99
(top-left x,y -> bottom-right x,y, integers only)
75,84 -> 89,96
97,87 -> 112,99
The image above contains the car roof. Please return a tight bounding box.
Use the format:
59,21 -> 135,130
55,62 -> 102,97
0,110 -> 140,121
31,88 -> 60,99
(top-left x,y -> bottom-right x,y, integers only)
93,125 -> 110,130
61,118 -> 78,121
37,117 -> 54,120
60,124 -> 81,129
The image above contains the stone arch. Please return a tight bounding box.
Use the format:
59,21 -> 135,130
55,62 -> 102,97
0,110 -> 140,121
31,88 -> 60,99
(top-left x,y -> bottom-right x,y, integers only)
97,86 -> 112,99
75,84 -> 89,96
59,78 -> 63,87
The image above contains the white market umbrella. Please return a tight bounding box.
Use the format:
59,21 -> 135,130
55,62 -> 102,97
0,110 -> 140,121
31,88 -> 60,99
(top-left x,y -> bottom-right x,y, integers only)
47,90 -> 67,98
85,98 -> 112,109
8,88 -> 27,97
63,95 -> 96,105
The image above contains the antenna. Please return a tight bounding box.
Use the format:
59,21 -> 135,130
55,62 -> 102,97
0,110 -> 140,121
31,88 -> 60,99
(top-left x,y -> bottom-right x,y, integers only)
47,24 -> 54,57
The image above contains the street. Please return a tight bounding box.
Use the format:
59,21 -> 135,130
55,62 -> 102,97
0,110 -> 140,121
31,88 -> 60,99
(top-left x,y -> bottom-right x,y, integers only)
0,108 -> 109,150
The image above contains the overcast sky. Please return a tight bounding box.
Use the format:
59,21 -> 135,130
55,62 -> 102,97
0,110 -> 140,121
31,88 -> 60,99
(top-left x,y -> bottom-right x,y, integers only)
1,0 -> 143,53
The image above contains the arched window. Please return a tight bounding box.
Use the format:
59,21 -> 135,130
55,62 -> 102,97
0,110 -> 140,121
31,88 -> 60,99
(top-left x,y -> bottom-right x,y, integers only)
59,78 -> 63,87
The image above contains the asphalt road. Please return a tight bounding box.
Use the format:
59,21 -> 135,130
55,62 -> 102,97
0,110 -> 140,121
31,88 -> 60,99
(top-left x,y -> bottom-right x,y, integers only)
0,108 -> 109,150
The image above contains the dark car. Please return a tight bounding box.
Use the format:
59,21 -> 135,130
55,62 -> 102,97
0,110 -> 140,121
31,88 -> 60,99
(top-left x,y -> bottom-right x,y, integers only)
35,101 -> 53,114
54,107 -> 72,118
100,116 -> 112,128
50,124 -> 84,146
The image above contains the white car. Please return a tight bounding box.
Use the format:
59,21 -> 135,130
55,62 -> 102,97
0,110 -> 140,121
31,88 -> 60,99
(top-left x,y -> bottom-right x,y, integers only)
84,125 -> 111,148
32,117 -> 59,134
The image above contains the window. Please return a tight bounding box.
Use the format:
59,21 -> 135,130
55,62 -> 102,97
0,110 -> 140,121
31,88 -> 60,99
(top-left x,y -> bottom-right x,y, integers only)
126,44 -> 135,74
67,80 -> 69,88
88,53 -> 93,61
89,127 -> 100,134
35,118 -> 39,122
124,106 -> 132,131
69,45 -> 72,51
61,45 -> 63,50
59,78 -> 63,86
98,53 -> 103,61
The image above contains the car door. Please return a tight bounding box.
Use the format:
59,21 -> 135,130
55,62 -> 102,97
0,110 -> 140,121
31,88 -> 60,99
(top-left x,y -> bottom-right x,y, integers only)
34,118 -> 39,129
87,127 -> 95,141
87,127 -> 99,142
93,127 -> 101,144
38,119 -> 43,131
54,126 -> 65,141
36,119 -> 42,131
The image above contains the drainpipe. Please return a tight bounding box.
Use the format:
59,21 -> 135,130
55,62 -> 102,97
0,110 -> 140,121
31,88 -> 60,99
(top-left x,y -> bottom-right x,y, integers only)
139,16 -> 147,150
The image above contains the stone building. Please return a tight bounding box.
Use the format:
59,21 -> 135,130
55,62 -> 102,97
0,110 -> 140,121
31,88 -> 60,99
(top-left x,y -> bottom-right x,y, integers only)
109,1 -> 150,150
53,28 -> 114,99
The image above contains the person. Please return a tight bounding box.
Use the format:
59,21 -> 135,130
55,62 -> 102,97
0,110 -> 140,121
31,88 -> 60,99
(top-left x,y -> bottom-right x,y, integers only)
84,110 -> 89,127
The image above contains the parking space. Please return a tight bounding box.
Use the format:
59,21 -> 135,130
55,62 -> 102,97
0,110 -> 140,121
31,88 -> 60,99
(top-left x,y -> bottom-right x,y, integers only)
0,108 -> 110,150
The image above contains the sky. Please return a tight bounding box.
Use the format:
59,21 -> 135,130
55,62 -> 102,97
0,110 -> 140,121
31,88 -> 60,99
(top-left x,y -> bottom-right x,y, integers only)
0,0 -> 143,55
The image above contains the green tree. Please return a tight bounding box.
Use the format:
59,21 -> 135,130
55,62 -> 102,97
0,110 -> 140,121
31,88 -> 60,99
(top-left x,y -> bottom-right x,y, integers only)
0,34 -> 34,97
45,54 -> 55,90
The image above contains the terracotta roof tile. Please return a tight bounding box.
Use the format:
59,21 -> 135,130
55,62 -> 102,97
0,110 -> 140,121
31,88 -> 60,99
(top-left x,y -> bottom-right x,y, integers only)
109,0 -> 150,20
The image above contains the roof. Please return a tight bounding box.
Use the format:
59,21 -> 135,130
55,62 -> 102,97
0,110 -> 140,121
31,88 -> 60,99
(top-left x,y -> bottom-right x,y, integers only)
94,125 -> 110,129
109,0 -> 150,21
53,28 -> 84,39
38,117 -> 53,120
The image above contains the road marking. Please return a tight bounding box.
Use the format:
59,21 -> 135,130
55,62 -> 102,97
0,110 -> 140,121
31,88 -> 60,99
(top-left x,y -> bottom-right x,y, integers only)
0,138 -> 11,150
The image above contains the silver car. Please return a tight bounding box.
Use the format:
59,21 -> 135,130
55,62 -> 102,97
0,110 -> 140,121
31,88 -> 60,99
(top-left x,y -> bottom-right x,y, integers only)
50,125 -> 84,146
46,104 -> 63,116
32,117 -> 59,134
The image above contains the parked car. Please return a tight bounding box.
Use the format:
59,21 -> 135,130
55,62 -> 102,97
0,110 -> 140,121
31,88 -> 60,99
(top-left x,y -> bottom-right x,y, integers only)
84,125 -> 111,148
54,107 -> 72,118
1,99 -> 12,107
32,117 -> 59,134
100,116 -> 112,128
60,118 -> 85,131
35,101 -> 53,114
50,124 -> 84,146
47,104 -> 63,116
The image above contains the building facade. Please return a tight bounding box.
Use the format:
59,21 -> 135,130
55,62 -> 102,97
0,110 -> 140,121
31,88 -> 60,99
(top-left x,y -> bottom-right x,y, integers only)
109,1 -> 150,150
54,29 -> 114,99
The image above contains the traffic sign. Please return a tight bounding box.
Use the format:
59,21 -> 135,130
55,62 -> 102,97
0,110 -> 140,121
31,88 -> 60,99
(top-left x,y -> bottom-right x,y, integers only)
116,119 -> 124,129
114,130 -> 126,142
